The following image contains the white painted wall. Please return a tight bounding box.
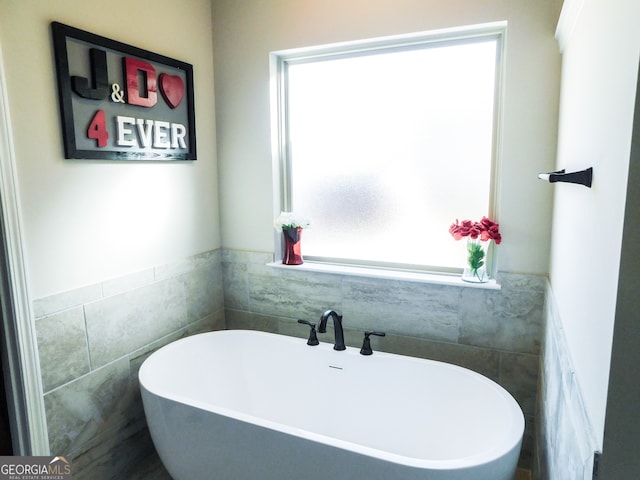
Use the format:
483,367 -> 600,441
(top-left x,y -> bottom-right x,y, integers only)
0,0 -> 220,299
213,0 -> 563,275
550,0 -> 640,446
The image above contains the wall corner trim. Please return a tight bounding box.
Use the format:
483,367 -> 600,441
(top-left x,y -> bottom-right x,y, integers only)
555,0 -> 585,53
0,40 -> 49,454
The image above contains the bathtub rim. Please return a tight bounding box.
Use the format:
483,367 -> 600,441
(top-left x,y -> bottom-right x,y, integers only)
139,329 -> 525,471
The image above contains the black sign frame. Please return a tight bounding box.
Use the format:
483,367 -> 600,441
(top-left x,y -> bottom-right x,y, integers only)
51,22 -> 197,161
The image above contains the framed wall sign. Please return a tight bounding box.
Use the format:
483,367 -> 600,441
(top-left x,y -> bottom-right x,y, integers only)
51,22 -> 196,160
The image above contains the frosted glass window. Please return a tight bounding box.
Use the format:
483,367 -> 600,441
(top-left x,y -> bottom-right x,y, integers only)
275,29 -> 502,272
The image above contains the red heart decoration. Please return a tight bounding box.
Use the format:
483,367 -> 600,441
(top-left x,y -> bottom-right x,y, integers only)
159,73 -> 185,109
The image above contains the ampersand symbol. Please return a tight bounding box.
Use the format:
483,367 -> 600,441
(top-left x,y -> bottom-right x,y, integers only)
110,83 -> 125,103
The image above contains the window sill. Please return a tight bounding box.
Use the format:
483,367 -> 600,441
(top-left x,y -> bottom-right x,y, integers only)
267,261 -> 501,290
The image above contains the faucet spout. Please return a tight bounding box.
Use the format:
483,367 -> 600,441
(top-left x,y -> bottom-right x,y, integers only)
318,309 -> 346,351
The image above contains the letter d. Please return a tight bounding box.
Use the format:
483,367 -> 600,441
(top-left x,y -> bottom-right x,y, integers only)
124,57 -> 157,107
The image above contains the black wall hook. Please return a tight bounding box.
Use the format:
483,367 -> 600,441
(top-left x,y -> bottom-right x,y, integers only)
538,167 -> 593,188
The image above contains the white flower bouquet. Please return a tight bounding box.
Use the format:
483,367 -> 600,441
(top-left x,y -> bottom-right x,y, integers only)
274,211 -> 312,230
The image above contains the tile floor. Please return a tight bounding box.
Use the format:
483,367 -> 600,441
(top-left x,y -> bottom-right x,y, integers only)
131,451 -> 533,480
127,451 -> 172,480
517,468 -> 533,480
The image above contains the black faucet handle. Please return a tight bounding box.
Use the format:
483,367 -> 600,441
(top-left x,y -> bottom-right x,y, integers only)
360,331 -> 386,355
297,319 -> 320,346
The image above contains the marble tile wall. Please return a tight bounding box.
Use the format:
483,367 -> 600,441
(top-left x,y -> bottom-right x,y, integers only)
534,284 -> 598,480
222,249 -> 546,469
33,250 -> 225,479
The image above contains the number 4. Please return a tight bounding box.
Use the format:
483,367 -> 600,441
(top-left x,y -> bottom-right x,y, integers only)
87,110 -> 109,147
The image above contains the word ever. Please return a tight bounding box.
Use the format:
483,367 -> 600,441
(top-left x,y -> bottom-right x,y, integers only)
117,116 -> 187,149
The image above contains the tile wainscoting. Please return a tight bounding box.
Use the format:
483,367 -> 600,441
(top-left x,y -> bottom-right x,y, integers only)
33,250 -> 224,479
534,284 -> 598,479
31,246 -> 548,477
222,249 -> 546,470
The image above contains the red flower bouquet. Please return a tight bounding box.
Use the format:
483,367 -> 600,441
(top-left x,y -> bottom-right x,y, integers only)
449,217 -> 502,244
449,217 -> 501,282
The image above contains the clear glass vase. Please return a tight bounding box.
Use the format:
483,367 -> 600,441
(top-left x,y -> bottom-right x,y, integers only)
461,238 -> 490,283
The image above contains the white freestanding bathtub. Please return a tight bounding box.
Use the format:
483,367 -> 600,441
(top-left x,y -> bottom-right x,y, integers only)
139,329 -> 524,480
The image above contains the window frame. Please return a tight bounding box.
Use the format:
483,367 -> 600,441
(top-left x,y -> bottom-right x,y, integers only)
270,22 -> 506,277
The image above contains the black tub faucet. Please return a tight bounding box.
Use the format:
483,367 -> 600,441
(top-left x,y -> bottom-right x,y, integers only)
297,319 -> 319,346
318,310 -> 346,351
360,331 -> 386,355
